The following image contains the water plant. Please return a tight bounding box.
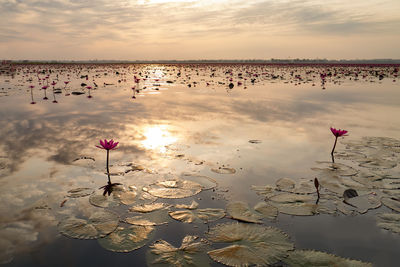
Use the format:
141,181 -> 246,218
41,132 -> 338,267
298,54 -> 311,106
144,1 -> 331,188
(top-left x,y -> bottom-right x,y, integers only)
330,127 -> 348,156
96,139 -> 121,195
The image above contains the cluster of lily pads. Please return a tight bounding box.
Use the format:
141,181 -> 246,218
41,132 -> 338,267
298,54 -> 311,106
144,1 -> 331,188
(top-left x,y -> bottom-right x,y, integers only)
50,141 -> 400,266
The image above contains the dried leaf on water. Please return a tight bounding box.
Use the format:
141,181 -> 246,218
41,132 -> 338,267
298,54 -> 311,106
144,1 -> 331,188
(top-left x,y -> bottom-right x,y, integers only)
144,180 -> 202,199
206,222 -> 293,266
147,235 -> 210,267
98,225 -> 154,252
175,200 -> 199,210
283,249 -> 373,267
58,210 -> 119,239
376,213 -> 400,234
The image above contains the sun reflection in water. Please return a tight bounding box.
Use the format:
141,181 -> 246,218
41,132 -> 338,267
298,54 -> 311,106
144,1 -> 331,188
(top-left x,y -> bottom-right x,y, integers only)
141,125 -> 177,153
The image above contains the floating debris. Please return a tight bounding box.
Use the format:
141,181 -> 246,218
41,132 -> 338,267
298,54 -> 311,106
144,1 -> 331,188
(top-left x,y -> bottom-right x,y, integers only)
283,249 -> 373,266
207,222 -> 293,266
98,225 -> 154,252
147,236 -> 210,267
248,140 -> 262,144
58,210 -> 119,239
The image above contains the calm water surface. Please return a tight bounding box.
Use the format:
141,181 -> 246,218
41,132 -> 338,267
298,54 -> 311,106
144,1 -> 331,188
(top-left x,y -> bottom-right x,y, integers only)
0,64 -> 399,266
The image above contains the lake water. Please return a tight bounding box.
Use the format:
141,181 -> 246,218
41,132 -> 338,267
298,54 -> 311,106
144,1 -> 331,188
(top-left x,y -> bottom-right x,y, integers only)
0,63 -> 399,266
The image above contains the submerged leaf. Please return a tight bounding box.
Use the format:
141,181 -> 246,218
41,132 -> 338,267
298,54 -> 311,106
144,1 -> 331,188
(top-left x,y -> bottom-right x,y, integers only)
207,222 -> 293,266
147,236 -> 210,267
144,180 -> 202,199
98,225 -> 154,252
58,210 -> 119,239
284,249 -> 373,267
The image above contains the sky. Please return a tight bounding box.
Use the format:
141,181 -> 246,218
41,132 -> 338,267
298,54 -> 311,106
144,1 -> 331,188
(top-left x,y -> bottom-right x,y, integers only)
0,0 -> 399,60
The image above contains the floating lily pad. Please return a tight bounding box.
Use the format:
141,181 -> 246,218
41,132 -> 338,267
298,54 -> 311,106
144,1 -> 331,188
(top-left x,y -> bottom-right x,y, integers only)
0,238 -> 15,264
147,235 -> 210,267
269,193 -> 328,216
358,157 -> 397,169
211,167 -> 236,174
276,178 -> 295,191
175,200 -> 199,210
144,180 -> 202,199
169,208 -> 225,223
129,203 -> 170,213
125,209 -> 170,226
181,174 -> 217,190
58,210 -> 119,239
251,185 -> 275,198
377,213 -> 400,234
226,201 -> 263,223
253,202 -> 278,220
89,192 -> 121,208
98,225 -> 155,252
344,193 -> 381,214
67,187 -> 94,198
312,162 -> 358,176
283,249 -> 373,267
381,197 -> 400,212
207,222 -> 293,266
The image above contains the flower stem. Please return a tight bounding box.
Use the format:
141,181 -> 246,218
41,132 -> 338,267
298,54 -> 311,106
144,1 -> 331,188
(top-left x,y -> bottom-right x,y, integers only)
106,149 -> 111,184
331,136 -> 338,155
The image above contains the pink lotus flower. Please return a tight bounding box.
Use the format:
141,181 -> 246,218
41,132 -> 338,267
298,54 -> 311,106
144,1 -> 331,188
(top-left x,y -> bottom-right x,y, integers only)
96,139 -> 119,150
330,127 -> 348,137
330,127 -> 348,156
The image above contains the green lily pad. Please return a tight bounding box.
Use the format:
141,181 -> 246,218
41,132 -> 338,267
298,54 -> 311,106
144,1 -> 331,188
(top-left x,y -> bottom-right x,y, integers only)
58,210 -> 119,239
283,249 -> 373,266
144,180 -> 202,199
207,222 -> 293,266
98,225 -> 155,252
377,213 -> 400,234
147,235 -> 210,267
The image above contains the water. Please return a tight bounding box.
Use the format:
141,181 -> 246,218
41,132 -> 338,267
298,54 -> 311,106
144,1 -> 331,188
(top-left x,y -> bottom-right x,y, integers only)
0,64 -> 399,266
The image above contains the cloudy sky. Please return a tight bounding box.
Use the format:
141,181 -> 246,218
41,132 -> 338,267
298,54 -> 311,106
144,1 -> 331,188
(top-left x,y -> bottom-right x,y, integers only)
1,0 -> 399,60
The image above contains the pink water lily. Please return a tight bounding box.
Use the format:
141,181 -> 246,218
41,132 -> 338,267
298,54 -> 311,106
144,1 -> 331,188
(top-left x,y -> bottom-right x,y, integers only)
330,127 -> 348,156
96,139 -> 119,185
330,127 -> 348,137
96,139 -> 119,150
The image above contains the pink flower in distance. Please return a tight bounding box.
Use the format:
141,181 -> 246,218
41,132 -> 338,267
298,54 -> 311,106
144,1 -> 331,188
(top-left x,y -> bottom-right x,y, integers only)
330,127 -> 348,137
96,139 -> 119,150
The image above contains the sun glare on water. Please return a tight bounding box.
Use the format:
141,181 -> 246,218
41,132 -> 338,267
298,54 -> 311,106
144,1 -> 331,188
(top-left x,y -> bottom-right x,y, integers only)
141,125 -> 177,153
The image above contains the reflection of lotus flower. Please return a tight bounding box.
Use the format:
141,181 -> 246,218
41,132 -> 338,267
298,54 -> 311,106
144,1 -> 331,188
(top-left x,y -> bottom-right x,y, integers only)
330,127 -> 348,155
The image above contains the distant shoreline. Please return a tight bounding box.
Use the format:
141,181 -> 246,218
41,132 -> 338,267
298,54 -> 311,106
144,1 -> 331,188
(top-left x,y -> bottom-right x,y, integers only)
3,59 -> 400,65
